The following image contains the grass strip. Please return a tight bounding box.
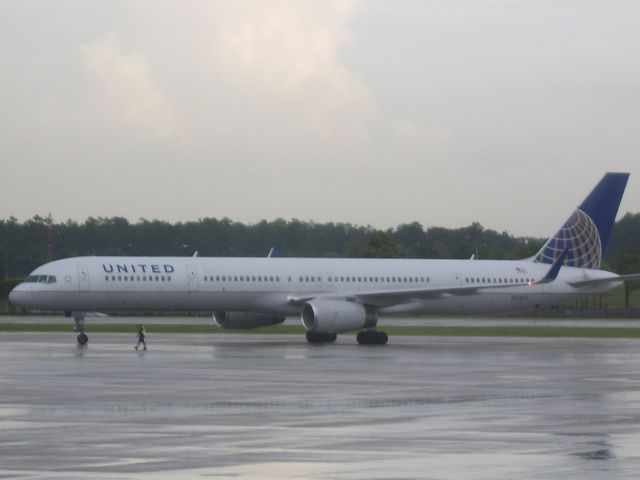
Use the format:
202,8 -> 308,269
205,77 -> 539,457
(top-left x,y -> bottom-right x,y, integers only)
0,323 -> 639,338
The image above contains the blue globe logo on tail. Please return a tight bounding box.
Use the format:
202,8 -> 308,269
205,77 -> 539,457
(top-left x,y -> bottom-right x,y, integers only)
532,172 -> 629,270
534,209 -> 601,269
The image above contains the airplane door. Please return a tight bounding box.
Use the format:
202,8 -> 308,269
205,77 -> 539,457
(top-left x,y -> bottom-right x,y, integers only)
453,273 -> 462,285
187,264 -> 198,291
77,265 -> 90,291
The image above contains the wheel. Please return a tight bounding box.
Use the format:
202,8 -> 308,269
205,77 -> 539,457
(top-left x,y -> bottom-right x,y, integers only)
357,330 -> 388,345
306,332 -> 337,344
77,333 -> 88,345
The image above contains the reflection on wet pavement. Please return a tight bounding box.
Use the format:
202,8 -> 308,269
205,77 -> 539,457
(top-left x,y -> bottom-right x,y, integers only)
0,332 -> 639,479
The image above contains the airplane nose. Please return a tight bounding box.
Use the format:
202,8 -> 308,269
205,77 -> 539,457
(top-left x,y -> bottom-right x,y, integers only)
8,286 -> 26,308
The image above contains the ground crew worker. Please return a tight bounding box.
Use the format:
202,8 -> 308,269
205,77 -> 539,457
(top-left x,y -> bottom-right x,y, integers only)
134,323 -> 147,350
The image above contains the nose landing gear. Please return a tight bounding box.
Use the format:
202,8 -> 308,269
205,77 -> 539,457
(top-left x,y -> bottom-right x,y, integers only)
67,311 -> 88,345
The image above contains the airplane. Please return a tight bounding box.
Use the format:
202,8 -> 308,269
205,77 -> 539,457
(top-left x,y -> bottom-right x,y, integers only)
9,172 -> 640,346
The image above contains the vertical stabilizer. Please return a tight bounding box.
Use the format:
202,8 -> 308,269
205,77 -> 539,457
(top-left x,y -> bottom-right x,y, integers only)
533,172 -> 629,269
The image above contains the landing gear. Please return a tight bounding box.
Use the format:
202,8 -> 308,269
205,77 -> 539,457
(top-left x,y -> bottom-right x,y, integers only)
356,330 -> 388,345
305,332 -> 337,344
70,312 -> 88,346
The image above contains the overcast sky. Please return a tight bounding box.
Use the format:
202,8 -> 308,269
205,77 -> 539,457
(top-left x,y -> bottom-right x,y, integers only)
1,0 -> 639,237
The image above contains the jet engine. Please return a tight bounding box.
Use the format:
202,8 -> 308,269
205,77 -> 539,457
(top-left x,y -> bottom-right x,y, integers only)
301,299 -> 377,334
213,312 -> 285,329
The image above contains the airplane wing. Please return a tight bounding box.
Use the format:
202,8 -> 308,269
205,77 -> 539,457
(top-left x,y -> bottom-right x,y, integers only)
354,282 -> 530,307
287,281 -> 530,308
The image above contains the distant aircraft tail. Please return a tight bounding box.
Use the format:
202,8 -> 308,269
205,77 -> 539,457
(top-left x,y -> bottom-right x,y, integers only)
532,172 -> 629,269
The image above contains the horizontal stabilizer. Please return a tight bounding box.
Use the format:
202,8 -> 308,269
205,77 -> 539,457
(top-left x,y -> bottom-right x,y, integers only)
569,273 -> 640,288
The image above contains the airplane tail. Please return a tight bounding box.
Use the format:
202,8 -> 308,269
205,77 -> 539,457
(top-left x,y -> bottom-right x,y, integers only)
532,172 -> 629,269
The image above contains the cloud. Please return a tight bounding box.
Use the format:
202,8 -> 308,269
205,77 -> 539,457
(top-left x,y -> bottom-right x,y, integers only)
204,1 -> 376,153
1,1 -> 456,227
82,33 -> 186,143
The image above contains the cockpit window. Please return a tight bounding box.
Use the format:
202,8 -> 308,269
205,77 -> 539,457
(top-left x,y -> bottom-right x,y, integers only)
23,274 -> 56,284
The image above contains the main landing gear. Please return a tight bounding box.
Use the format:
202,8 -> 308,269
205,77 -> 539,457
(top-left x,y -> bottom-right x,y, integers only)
67,311 -> 88,345
356,330 -> 388,345
305,330 -> 389,345
305,332 -> 337,344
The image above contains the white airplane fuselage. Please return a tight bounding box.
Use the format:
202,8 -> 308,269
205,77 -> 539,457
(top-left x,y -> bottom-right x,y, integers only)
9,255 -> 619,317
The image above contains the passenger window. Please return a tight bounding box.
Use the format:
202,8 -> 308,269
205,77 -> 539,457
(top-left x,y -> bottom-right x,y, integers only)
105,276 -> 109,281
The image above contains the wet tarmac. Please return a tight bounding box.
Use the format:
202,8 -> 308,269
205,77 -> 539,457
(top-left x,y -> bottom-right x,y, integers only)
1,332 -> 640,479
3,313 -> 640,329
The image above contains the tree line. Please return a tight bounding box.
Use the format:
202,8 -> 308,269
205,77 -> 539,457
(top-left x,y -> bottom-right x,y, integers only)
1,213 -> 640,279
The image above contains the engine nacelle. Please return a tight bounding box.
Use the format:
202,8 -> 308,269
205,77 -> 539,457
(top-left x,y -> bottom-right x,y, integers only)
213,312 -> 285,329
301,300 -> 377,334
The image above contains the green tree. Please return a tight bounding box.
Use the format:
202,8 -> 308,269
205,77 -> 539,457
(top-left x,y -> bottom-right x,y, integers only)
366,231 -> 399,258
612,249 -> 640,308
